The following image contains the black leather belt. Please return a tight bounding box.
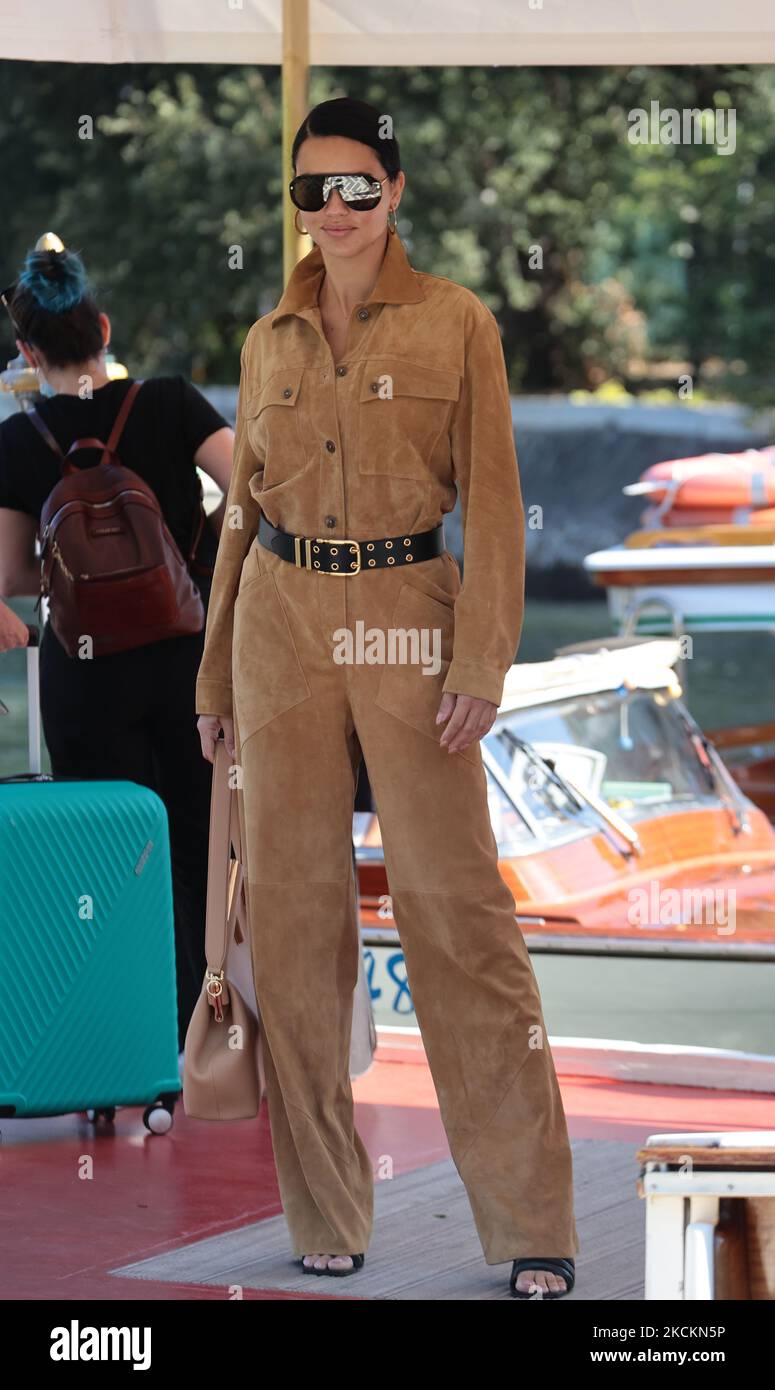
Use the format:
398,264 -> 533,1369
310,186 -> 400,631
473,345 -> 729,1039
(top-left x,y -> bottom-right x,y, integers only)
258,513 -> 445,574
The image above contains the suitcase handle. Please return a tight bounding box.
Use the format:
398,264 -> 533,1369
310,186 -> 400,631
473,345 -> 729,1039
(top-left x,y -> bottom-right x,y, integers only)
0,622 -> 42,775
25,624 -> 41,773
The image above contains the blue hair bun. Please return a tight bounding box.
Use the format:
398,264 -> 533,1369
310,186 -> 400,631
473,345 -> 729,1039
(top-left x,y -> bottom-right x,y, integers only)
18,248 -> 90,313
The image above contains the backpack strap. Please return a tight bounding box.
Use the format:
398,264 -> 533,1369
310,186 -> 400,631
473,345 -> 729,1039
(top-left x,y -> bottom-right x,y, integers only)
25,409 -> 64,458
103,379 -> 144,465
188,473 -> 211,572
25,379 -> 145,469
26,377 -> 216,576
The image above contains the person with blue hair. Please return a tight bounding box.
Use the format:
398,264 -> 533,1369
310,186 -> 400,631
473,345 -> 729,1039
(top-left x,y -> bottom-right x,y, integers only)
0,240 -> 236,1052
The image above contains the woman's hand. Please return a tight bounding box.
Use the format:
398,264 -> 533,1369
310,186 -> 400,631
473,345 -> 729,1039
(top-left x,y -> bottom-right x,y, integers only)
436,691 -> 497,756
197,714 -> 236,763
0,601 -> 31,653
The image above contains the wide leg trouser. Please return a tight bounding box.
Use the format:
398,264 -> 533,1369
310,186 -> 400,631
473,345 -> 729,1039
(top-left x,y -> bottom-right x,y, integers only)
232,539 -> 579,1264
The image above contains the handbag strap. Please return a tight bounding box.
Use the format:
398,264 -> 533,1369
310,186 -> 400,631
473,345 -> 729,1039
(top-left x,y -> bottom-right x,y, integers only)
205,738 -> 242,980
229,790 -> 248,944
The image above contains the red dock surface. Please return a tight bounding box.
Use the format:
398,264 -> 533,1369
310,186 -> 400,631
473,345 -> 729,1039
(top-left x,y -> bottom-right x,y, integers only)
4,1039 -> 775,1301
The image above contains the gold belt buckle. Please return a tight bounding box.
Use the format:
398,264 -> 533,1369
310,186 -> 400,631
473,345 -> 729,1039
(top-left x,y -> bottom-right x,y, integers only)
315,537 -> 361,575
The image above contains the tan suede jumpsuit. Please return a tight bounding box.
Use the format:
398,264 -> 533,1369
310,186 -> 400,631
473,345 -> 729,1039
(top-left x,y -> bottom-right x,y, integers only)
195,228 -> 579,1264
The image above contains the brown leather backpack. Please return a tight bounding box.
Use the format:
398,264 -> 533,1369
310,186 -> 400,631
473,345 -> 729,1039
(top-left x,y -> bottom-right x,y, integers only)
29,380 -> 206,657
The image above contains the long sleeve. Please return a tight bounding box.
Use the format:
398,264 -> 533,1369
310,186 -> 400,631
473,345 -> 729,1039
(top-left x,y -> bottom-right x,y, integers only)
195,331 -> 262,718
442,306 -> 526,708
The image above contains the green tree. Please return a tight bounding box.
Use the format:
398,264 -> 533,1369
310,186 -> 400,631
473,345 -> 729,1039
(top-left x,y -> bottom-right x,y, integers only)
1,59 -> 773,397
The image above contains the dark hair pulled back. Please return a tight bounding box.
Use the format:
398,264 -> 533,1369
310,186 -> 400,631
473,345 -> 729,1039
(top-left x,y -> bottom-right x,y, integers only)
291,96 -> 401,180
9,245 -> 104,368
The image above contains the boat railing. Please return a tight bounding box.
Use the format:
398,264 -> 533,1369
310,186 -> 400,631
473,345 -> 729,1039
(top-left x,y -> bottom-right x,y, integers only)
620,594 -> 690,695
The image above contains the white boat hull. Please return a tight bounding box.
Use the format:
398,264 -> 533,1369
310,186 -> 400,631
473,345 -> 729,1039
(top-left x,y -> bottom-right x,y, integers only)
585,544 -> 775,631
606,580 -> 775,633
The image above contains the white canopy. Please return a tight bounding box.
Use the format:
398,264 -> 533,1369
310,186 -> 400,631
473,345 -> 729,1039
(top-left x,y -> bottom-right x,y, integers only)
2,1 -> 775,66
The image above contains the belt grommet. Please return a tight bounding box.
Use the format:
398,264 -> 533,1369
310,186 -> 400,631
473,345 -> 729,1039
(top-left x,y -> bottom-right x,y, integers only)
313,560 -> 320,568
350,561 -> 357,569
366,542 -> 374,551
405,553 -> 413,561
403,537 -> 411,545
331,562 -> 339,570
385,540 -> 393,549
387,555 -> 395,564
368,558 -> 376,566
313,544 -> 319,552
330,546 -> 338,555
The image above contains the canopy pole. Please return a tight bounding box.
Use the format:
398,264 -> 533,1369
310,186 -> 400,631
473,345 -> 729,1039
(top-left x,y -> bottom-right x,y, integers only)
282,0 -> 311,285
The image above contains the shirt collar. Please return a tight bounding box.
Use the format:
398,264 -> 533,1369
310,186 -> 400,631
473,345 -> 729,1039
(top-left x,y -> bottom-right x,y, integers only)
271,230 -> 425,326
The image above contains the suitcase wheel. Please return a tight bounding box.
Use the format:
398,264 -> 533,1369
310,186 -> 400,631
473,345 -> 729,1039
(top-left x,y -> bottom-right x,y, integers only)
143,1102 -> 174,1134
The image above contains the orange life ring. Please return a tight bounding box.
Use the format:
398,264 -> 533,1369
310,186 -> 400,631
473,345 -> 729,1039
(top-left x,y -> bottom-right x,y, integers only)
655,504 -> 775,528
629,449 -> 775,510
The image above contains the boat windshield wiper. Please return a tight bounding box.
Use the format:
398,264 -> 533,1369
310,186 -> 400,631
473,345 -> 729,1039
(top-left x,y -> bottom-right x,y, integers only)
510,735 -> 643,860
676,708 -> 751,836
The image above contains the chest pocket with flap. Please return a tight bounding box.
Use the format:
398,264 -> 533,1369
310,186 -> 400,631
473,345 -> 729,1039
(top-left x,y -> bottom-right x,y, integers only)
357,358 -> 461,480
245,366 -> 307,487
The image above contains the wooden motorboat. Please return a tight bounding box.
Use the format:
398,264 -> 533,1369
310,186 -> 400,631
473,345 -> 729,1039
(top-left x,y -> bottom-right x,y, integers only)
356,638 -> 775,1063
584,525 -> 775,632
585,471 -> 775,833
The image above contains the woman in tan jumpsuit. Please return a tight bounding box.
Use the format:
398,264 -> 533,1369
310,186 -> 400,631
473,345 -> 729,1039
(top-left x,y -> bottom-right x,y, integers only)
196,97 -> 579,1299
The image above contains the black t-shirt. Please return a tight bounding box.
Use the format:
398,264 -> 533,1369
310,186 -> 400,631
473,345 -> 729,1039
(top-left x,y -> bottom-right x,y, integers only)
0,375 -> 229,581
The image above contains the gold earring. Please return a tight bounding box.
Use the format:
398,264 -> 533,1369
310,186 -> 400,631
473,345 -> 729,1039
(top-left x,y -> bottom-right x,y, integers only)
293,208 -> 309,236
387,207 -> 397,234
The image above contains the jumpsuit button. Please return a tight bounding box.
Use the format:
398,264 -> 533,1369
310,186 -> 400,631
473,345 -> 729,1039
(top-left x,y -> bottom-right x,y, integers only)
357,308 -> 370,321
324,516 -> 336,527
335,365 -> 347,376
325,439 -> 336,452
282,386 -> 294,398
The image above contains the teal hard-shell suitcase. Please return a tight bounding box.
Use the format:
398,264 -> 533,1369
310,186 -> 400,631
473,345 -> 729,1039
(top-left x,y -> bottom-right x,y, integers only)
0,626 -> 181,1131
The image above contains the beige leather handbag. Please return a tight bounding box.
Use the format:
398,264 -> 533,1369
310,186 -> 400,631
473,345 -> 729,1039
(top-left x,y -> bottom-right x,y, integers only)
183,737 -> 265,1119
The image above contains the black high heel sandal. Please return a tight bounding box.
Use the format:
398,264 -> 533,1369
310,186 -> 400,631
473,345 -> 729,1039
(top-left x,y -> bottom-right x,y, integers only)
297,1253 -> 366,1277
510,1257 -> 575,1299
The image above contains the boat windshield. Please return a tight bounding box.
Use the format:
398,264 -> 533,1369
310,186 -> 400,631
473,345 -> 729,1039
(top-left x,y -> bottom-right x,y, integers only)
483,739 -> 589,855
487,689 -> 720,823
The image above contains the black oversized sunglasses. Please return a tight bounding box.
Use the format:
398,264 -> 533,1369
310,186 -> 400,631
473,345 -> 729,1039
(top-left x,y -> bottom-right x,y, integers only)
289,172 -> 389,213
